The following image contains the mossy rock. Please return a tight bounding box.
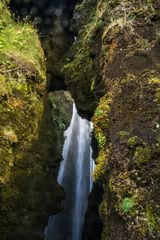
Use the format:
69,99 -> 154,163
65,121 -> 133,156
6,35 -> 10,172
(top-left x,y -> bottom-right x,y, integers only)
134,146 -> 152,164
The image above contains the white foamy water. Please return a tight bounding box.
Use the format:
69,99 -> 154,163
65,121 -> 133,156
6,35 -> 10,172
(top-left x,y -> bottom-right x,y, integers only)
46,104 -> 94,240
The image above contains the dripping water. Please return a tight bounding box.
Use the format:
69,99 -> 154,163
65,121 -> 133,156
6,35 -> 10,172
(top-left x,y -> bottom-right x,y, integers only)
46,104 -> 94,240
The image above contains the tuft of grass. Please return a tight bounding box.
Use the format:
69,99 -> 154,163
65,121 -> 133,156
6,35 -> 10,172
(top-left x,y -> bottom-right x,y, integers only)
0,1 -> 45,79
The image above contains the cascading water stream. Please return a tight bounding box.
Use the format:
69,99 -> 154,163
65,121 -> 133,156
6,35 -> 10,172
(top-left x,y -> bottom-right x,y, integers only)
46,104 -> 94,240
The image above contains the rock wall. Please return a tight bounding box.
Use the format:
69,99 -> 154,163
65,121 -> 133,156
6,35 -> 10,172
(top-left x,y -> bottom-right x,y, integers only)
64,0 -> 160,239
0,2 -> 72,239
2,0 -> 160,239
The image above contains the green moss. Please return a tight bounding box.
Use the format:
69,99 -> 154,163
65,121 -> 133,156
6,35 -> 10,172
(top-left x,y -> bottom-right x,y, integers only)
0,1 -> 46,80
49,91 -> 72,150
63,0 -> 109,112
95,109 -> 104,116
90,78 -> 96,92
93,95 -> 112,133
148,76 -> 160,104
146,206 -> 160,232
99,200 -> 108,219
118,131 -> 129,140
0,74 -> 8,97
92,95 -> 112,182
0,127 -> 18,143
109,177 -> 116,192
63,50 -> 96,111
127,136 -> 139,147
93,149 -> 109,181
147,213 -> 158,230
134,146 -> 152,164
97,132 -> 106,149
0,2 -> 47,238
120,197 -> 135,214
148,77 -> 160,85
156,88 -> 160,104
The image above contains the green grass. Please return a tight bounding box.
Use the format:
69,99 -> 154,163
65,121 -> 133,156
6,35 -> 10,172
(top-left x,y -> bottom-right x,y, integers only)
0,1 -> 45,79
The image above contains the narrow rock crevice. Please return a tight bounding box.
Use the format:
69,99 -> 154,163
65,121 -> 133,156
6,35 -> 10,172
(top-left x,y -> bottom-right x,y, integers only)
9,0 -> 79,92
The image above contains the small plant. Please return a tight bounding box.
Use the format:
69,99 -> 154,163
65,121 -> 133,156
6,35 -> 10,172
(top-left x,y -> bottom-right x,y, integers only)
95,109 -> 104,116
120,197 -> 135,214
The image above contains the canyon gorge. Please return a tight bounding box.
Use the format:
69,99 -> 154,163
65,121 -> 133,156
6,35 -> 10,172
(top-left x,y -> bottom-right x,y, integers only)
0,0 -> 160,239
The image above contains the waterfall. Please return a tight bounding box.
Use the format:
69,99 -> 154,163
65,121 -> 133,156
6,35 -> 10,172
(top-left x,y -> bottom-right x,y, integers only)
46,104 -> 94,240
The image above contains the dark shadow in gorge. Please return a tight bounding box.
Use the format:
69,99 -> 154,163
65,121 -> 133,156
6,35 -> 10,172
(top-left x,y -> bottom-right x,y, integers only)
9,0 -> 80,93
9,0 -> 80,34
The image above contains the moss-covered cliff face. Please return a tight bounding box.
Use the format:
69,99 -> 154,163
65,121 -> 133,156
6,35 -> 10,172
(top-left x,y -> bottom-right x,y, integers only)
0,2 -> 72,239
64,0 -> 160,239
1,0 -> 160,239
